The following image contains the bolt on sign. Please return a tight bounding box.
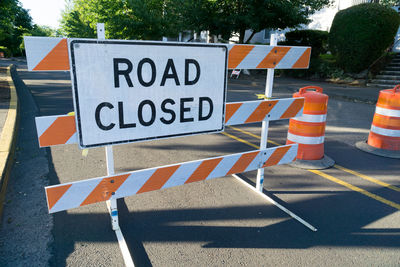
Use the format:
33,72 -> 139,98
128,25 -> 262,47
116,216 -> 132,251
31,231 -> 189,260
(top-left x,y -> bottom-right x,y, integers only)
68,40 -> 227,148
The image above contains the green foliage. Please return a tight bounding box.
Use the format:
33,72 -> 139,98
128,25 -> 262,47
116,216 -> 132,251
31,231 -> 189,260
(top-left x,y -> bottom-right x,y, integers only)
281,30 -> 329,58
28,25 -> 56,37
0,0 -> 33,56
282,55 -> 344,79
60,0 -> 179,40
59,0 -> 330,43
0,46 -> 11,57
176,0 -> 331,43
329,3 -> 400,73
60,9 -> 96,38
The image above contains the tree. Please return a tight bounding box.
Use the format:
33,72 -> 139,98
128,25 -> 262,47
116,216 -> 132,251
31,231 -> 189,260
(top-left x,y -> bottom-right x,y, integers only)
60,0 -> 180,40
29,25 -> 57,37
60,0 -> 330,43
0,0 -> 32,55
173,0 -> 331,43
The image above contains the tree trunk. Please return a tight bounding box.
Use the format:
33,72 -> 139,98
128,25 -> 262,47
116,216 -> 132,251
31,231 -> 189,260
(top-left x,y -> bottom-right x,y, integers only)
239,28 -> 246,43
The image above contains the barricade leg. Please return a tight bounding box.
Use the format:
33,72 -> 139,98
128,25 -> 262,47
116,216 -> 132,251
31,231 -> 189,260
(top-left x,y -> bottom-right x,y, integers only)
105,145 -> 135,267
99,23 -> 134,266
233,174 -> 317,231
253,33 -> 316,231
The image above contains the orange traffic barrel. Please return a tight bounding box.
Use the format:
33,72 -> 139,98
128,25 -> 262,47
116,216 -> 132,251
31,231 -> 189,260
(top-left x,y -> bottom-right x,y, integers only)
367,85 -> 400,150
286,86 -> 328,160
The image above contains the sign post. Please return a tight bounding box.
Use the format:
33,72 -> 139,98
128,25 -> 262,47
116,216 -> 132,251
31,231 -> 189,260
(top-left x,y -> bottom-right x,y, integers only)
94,23 -> 135,267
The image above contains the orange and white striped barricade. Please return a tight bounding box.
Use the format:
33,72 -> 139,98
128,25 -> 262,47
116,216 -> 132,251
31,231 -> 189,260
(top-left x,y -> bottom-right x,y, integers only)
24,28 -> 316,265
356,85 -> 400,158
24,37 -> 311,72
35,98 -> 305,147
286,86 -> 334,169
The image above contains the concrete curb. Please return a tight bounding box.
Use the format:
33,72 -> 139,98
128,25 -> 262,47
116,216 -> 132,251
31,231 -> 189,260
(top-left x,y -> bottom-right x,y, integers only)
356,141 -> 400,159
0,64 -> 19,220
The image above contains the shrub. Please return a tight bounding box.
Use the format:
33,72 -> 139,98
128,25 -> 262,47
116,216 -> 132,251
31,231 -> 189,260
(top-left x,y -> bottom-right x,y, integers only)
281,29 -> 329,58
329,3 -> 400,73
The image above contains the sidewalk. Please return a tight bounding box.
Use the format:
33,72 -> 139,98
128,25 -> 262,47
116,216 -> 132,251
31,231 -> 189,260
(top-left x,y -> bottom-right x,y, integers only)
0,65 -> 19,220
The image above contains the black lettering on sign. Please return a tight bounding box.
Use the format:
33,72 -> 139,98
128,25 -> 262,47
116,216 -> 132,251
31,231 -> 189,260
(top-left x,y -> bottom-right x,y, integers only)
113,58 -> 133,88
185,59 -> 200,85
138,100 -> 156,126
137,58 -> 156,87
180,97 -> 194,123
160,98 -> 176,124
118,101 -> 136,129
199,97 -> 213,121
160,59 -> 180,86
95,102 -> 115,130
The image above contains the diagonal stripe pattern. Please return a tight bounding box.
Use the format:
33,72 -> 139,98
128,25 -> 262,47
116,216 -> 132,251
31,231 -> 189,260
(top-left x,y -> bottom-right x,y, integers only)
35,98 -> 304,147
24,37 -> 311,71
45,144 -> 298,213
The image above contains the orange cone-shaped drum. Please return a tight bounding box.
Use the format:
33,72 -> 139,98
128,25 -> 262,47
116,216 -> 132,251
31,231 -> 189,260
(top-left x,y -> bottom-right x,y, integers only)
286,86 -> 328,160
367,85 -> 400,150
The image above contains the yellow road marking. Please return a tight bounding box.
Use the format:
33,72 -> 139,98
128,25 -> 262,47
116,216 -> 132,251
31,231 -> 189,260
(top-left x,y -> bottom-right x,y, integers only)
310,170 -> 400,210
334,164 -> 400,193
221,127 -> 400,210
227,126 -> 281,146
221,131 -> 259,149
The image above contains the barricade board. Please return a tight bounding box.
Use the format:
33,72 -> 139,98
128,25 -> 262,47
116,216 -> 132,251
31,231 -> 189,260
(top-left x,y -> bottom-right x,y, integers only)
45,145 -> 297,213
69,40 -> 227,148
35,98 -> 305,147
24,36 -> 311,71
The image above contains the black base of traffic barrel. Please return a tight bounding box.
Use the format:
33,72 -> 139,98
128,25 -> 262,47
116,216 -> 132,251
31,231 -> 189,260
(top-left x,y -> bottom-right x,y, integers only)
356,141 -> 400,159
289,154 -> 335,170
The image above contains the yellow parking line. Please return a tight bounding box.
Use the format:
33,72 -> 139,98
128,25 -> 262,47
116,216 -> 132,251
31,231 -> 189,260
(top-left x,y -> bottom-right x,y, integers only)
334,164 -> 400,193
310,170 -> 400,210
221,131 -> 259,149
227,126 -> 281,146
221,128 -> 400,210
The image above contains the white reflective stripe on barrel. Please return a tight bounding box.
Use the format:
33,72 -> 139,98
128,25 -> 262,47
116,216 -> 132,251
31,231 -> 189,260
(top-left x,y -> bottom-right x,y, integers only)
375,106 -> 400,118
287,133 -> 325,145
371,125 -> 400,137
291,114 -> 326,123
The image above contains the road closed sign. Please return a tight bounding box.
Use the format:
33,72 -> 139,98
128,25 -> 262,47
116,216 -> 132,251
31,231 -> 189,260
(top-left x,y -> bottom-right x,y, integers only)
69,40 -> 227,148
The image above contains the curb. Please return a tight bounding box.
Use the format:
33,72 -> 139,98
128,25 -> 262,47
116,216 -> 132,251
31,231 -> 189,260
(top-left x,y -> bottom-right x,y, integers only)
0,64 -> 19,220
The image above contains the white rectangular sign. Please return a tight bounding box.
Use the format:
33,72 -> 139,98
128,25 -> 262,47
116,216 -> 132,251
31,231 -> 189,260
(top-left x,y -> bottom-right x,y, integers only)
69,40 -> 227,148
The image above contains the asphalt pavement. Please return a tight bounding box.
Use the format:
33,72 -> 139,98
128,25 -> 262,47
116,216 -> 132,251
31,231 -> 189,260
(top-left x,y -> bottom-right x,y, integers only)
0,59 -> 399,266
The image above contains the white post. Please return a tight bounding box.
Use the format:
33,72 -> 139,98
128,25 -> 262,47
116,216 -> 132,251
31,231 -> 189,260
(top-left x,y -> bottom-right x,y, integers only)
179,32 -> 182,42
97,23 -> 135,267
97,23 -> 105,39
255,32 -> 277,192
